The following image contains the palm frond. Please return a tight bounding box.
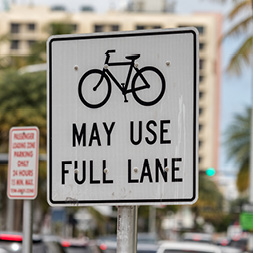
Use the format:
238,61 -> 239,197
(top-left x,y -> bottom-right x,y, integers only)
228,0 -> 251,20
224,107 -> 251,163
223,16 -> 252,38
226,36 -> 253,74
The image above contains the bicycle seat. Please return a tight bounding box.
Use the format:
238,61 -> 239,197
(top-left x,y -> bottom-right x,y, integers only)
125,54 -> 140,61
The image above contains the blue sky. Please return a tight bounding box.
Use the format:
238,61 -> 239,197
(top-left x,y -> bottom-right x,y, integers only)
2,0 -> 251,176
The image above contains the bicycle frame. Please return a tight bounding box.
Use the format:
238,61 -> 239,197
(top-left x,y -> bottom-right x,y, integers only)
94,51 -> 150,101
78,50 -> 166,108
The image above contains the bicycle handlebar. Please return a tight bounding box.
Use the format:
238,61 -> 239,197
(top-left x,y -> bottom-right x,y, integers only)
105,49 -> 116,55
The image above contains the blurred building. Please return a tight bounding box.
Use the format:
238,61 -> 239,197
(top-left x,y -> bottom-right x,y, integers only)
0,1 -> 222,173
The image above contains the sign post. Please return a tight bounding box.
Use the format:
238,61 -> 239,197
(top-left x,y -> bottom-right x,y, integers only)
47,28 -> 199,252
7,126 -> 39,253
117,206 -> 138,252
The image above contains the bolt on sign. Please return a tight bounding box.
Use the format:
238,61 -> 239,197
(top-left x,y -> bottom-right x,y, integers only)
7,127 -> 39,199
47,28 -> 199,206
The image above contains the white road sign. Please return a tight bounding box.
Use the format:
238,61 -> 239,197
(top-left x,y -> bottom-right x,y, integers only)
47,28 -> 199,206
8,126 -> 39,199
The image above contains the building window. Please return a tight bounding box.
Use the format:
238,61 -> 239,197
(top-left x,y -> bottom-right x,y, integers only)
199,59 -> 205,70
199,91 -> 204,99
111,24 -> 120,31
11,23 -> 20,33
10,40 -> 20,50
199,107 -> 204,115
136,25 -> 161,30
94,24 -> 120,32
27,23 -> 36,31
136,25 -> 145,30
94,24 -> 104,32
199,139 -> 203,148
199,124 -> 203,132
199,42 -> 205,50
27,40 -> 36,48
153,25 -> 162,29
199,75 -> 204,83
72,24 -> 78,32
196,26 -> 205,34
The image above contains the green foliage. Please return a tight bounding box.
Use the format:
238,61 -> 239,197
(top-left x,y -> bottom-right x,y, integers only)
49,22 -> 76,35
0,69 -> 47,229
192,174 -> 224,230
224,107 -> 251,193
0,69 -> 47,152
223,0 -> 252,75
26,41 -> 47,65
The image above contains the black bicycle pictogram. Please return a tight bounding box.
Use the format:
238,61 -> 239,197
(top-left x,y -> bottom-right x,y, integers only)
78,49 -> 166,109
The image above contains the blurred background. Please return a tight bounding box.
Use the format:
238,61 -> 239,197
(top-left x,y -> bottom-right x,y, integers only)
0,0 -> 252,252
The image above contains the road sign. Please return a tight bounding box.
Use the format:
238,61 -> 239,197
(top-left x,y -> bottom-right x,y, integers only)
240,212 -> 253,231
47,28 -> 199,206
7,126 -> 39,199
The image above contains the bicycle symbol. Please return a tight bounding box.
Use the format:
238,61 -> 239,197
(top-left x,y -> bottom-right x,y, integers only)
78,49 -> 166,109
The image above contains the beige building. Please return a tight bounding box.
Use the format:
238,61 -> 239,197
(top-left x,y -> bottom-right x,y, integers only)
0,3 -> 222,173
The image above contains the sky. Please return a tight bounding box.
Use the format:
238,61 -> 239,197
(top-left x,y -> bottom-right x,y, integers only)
2,0 -> 252,184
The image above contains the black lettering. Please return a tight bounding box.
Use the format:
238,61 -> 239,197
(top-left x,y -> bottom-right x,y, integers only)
145,120 -> 157,145
103,122 -> 115,146
160,120 -> 171,144
90,160 -> 100,184
130,121 -> 142,145
172,158 -> 183,182
74,161 -> 86,184
128,159 -> 139,183
155,158 -> 167,182
89,123 -> 101,146
62,161 -> 71,184
140,159 -> 153,183
72,123 -> 86,147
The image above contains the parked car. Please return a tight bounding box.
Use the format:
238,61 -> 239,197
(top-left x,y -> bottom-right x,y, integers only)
181,232 -> 214,244
0,231 -> 66,253
227,236 -> 248,252
0,231 -> 46,253
42,235 -> 67,253
61,237 -> 100,253
97,235 -> 116,253
157,241 -> 222,253
218,245 -> 242,253
97,234 -> 158,253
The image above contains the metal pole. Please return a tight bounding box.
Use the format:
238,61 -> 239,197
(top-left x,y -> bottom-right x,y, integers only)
6,199 -> 14,231
117,206 -> 138,253
22,200 -> 33,253
149,206 -> 156,233
249,4 -> 253,251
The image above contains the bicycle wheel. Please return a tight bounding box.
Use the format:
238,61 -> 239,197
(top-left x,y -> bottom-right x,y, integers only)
78,69 -> 111,109
131,66 -> 166,106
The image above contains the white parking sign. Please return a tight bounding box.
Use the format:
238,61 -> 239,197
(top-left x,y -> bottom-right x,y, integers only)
8,126 -> 39,199
47,28 -> 199,206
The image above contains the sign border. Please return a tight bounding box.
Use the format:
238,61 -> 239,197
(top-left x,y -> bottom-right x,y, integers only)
7,126 -> 39,199
47,28 -> 199,206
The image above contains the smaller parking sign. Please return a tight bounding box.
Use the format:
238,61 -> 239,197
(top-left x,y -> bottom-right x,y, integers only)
7,127 -> 39,199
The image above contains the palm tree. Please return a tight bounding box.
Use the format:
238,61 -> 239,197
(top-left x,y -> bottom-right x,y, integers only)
223,0 -> 252,75
225,107 -> 251,193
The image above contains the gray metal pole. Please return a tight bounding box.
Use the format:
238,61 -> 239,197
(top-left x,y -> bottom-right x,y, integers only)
117,206 -> 138,253
22,200 -> 33,253
249,5 -> 253,251
149,206 -> 156,234
6,199 -> 14,231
